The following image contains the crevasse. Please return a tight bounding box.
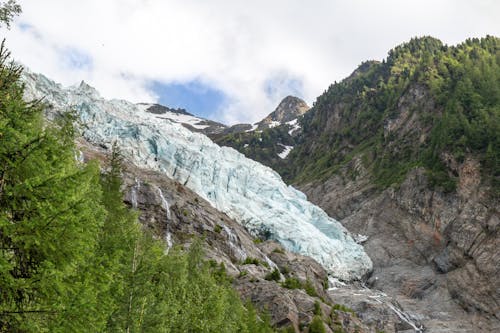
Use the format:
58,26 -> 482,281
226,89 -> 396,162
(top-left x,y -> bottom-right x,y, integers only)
22,70 -> 373,281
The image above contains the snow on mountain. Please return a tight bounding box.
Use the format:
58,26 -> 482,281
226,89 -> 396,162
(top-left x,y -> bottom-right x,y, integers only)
277,144 -> 294,159
286,118 -> 301,136
22,70 -> 372,281
136,103 -> 226,134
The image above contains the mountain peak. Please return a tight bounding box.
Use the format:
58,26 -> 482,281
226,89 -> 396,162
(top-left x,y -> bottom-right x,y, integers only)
75,80 -> 101,98
259,95 -> 309,127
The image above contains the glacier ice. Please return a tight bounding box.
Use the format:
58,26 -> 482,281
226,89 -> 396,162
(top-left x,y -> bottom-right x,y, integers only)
22,70 -> 373,281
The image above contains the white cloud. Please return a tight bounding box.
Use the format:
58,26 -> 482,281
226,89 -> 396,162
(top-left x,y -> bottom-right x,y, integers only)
4,0 -> 500,124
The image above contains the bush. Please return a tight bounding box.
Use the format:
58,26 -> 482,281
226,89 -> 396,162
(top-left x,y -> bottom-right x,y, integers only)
272,247 -> 285,254
242,257 -> 261,265
282,277 -> 302,289
304,279 -> 318,297
308,316 -> 326,333
264,268 -> 281,281
313,300 -> 322,316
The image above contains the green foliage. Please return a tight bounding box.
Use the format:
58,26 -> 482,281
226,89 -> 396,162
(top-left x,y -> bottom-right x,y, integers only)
272,247 -> 285,254
277,326 -> 296,333
281,277 -> 302,289
288,36 -> 500,196
308,316 -> 326,333
313,300 -> 322,316
304,279 -> 318,297
0,41 -> 107,331
212,124 -> 296,174
265,268 -> 281,281
0,0 -> 21,28
242,256 -> 269,267
280,265 -> 290,275
332,303 -> 355,314
213,224 -> 222,233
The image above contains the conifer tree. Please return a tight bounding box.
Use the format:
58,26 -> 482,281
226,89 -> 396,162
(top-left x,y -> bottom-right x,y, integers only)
0,41 -> 106,331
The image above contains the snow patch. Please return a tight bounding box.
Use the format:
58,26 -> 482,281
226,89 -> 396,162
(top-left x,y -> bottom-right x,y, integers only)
286,118 -> 301,135
268,121 -> 281,128
245,123 -> 258,132
354,234 -> 368,244
277,144 -> 293,159
155,112 -> 210,130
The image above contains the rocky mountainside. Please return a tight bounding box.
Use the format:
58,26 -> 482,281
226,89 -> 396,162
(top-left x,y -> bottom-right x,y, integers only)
78,141 -> 370,332
208,36 -> 499,332
22,64 -> 446,333
135,95 -> 309,140
271,37 -> 499,332
80,141 -> 429,333
209,96 -> 309,174
255,95 -> 310,128
134,96 -> 310,175
23,69 -> 427,332
19,36 -> 499,332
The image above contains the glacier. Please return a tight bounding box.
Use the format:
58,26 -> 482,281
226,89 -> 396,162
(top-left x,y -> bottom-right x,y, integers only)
22,70 -> 373,281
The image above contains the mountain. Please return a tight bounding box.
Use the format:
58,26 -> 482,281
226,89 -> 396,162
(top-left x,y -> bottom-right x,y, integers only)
134,95 -> 309,139
17,36 -> 499,332
135,102 -> 227,135
234,36 -> 499,332
255,95 -> 310,129
22,70 -> 371,282
79,140 -> 372,332
208,96 -> 309,174
21,70 -> 383,332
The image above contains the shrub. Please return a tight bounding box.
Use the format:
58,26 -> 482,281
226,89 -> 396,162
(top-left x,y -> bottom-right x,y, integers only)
272,247 -> 285,254
264,268 -> 281,281
313,300 -> 322,316
304,279 -> 318,297
282,277 -> 301,289
308,316 -> 326,333
242,257 -> 261,265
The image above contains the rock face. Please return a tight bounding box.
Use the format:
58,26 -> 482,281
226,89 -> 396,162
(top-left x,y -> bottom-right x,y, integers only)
289,74 -> 500,331
257,96 -> 310,128
278,37 -> 500,332
299,150 -> 499,333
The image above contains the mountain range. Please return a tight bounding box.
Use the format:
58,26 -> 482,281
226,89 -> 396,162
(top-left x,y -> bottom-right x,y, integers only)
15,36 -> 500,332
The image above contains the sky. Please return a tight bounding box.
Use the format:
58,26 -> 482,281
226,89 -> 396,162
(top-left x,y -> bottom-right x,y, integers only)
3,0 -> 500,124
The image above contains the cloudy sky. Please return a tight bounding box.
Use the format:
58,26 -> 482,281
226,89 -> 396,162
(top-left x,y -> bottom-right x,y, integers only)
3,0 -> 500,124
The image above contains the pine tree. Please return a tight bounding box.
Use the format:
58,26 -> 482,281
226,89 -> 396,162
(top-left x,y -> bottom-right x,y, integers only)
0,0 -> 21,28
0,41 -> 106,331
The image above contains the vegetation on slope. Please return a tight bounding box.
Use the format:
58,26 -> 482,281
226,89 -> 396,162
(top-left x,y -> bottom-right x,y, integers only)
287,36 -> 499,195
0,42 -> 274,332
211,125 -> 296,172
